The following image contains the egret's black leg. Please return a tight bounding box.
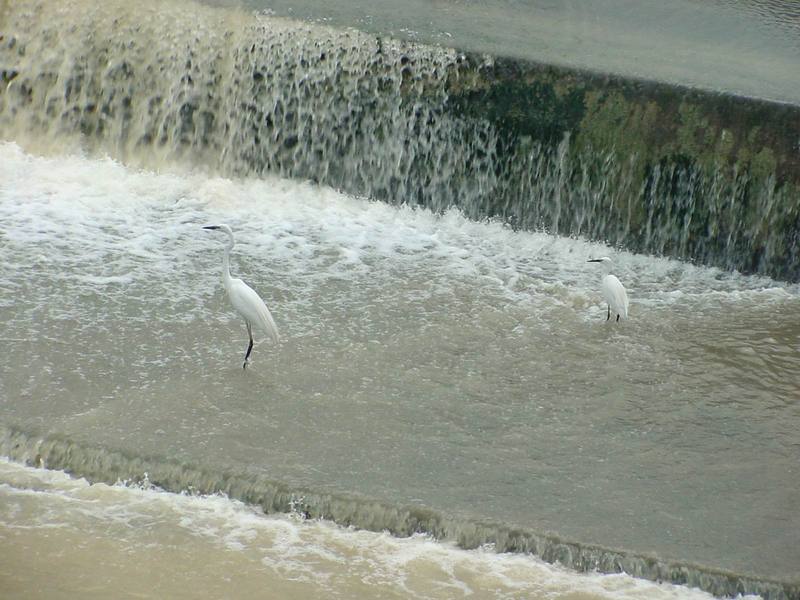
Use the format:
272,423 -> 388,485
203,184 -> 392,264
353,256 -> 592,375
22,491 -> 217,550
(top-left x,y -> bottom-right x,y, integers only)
616,314 -> 620,322
606,305 -> 611,321
243,322 -> 254,369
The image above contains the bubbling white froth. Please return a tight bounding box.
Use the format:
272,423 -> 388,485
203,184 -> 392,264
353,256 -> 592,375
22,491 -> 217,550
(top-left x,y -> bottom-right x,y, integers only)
0,141 -> 794,340
0,457 -> 729,600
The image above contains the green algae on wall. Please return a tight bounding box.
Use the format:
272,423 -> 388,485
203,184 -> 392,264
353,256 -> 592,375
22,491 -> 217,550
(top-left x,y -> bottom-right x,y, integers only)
445,54 -> 800,279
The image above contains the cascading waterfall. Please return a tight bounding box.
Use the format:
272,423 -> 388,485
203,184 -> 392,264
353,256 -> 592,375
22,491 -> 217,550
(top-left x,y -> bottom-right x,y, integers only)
2,0 -> 799,279
0,0 -> 490,207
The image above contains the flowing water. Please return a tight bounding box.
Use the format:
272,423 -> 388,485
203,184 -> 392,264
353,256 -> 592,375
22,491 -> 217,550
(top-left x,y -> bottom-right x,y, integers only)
1,143 -> 799,597
1,0 -> 800,598
218,0 -> 800,105
0,458 -> 726,600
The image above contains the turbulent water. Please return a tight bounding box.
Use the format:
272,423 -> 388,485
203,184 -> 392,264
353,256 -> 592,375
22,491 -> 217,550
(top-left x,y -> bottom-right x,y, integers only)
2,0 -> 800,598
0,458 -> 730,600
1,144 -> 799,598
5,0 -> 800,282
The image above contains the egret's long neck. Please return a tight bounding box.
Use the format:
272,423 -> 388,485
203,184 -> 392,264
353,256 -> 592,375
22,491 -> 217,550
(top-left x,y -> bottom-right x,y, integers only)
222,233 -> 235,288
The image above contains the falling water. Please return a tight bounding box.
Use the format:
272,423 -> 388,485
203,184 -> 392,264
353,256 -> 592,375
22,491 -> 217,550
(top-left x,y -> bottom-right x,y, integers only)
3,0 -> 799,278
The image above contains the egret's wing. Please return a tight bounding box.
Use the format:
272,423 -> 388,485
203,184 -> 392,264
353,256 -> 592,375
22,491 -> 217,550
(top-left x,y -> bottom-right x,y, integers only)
603,275 -> 629,319
228,278 -> 280,343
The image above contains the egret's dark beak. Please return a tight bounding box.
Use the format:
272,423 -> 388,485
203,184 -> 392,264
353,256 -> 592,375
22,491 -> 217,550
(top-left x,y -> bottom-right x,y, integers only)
203,225 -> 220,230
587,259 -> 601,263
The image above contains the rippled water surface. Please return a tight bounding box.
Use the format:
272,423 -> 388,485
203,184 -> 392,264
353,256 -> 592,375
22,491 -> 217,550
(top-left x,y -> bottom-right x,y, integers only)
219,0 -> 800,104
1,144 -> 799,591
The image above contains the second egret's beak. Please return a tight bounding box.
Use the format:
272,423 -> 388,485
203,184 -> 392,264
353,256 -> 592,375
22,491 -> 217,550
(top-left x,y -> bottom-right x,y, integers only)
203,225 -> 220,230
587,259 -> 602,263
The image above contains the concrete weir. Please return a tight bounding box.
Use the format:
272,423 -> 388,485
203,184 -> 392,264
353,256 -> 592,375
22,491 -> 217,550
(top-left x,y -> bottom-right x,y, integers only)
2,425 -> 798,600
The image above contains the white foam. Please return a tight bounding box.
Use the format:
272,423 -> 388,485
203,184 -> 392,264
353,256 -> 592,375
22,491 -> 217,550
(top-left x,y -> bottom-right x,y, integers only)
1,141 -> 794,337
0,458 -> 743,599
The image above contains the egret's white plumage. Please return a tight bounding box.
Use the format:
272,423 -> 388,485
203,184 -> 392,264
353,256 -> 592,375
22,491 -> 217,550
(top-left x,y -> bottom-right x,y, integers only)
588,257 -> 629,322
204,224 -> 279,368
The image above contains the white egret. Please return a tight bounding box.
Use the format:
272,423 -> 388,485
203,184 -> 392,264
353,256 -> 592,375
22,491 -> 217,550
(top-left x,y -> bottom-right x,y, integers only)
587,257 -> 629,322
203,224 -> 279,369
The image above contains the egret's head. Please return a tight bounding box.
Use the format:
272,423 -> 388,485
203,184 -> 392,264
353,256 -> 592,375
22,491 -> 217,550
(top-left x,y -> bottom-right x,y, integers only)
203,223 -> 233,234
587,256 -> 614,272
203,224 -> 235,247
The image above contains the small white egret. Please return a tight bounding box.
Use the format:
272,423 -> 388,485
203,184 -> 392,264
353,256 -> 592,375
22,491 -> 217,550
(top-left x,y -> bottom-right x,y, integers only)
587,257 -> 629,322
203,224 -> 279,369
